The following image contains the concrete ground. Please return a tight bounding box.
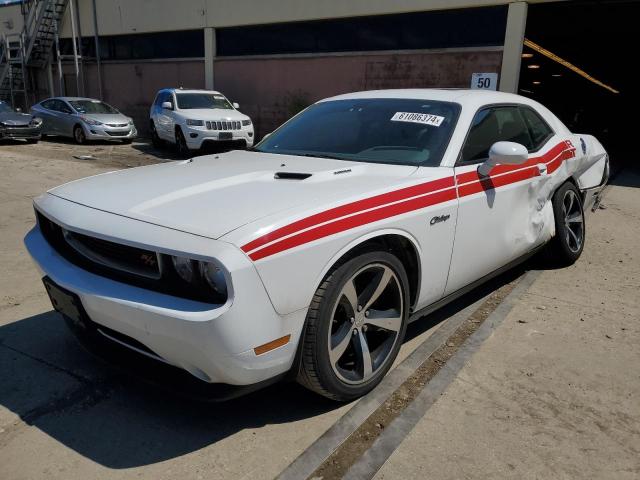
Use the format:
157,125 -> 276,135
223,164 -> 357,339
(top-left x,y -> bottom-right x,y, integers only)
374,169 -> 640,479
1,138 -> 638,480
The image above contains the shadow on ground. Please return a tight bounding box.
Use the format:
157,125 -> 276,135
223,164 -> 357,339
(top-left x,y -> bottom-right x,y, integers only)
0,261 -> 528,469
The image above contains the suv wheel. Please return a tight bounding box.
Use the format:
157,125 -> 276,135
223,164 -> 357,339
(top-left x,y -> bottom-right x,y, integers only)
175,128 -> 189,158
150,121 -> 162,147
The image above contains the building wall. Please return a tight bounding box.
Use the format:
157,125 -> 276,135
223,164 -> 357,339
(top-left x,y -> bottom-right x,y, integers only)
60,0 -> 535,37
0,3 -> 23,37
53,60 -> 205,130
216,49 -> 503,138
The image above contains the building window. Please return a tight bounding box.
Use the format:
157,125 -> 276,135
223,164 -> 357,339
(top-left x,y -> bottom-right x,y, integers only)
216,6 -> 508,57
59,29 -> 204,61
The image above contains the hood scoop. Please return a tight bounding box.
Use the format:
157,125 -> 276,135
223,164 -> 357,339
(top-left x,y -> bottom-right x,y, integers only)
274,172 -> 312,180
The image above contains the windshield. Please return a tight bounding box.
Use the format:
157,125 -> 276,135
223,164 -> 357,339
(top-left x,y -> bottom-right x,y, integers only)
175,93 -> 233,110
0,102 -> 13,113
69,100 -> 119,114
254,98 -> 460,167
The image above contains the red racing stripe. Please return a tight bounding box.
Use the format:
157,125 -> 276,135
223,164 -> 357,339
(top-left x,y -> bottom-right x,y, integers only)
241,175 -> 455,253
249,187 -> 457,261
243,140 -> 576,261
455,141 -> 569,186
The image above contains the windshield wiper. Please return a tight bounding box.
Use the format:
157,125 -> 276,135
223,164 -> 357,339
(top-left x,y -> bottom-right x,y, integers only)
299,153 -> 345,161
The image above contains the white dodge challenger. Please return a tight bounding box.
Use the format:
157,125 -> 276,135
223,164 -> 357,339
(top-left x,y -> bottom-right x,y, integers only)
25,90 -> 608,401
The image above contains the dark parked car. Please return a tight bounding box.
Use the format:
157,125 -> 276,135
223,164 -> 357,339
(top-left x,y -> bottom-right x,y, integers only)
0,101 -> 42,143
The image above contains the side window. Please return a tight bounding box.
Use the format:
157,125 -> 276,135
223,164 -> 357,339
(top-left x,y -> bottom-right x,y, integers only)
56,100 -> 73,114
154,92 -> 166,107
41,99 -> 55,110
460,106 -> 534,164
520,107 -> 554,151
158,92 -> 173,109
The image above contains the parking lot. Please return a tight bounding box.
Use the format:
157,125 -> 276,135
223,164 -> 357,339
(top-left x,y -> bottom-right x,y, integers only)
1,138 -> 639,480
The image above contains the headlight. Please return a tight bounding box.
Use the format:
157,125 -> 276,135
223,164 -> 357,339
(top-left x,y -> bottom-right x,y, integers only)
199,262 -> 228,297
30,117 -> 43,127
242,119 -> 252,126
170,255 -> 228,302
172,256 -> 196,283
81,116 -> 102,126
186,119 -> 204,126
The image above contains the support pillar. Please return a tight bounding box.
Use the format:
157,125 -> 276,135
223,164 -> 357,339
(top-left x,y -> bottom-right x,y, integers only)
499,2 -> 528,93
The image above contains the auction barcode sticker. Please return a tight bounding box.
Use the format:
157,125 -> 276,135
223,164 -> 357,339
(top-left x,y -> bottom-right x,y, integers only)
391,112 -> 445,127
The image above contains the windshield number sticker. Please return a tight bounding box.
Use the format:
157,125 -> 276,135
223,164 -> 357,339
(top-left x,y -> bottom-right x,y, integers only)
391,112 -> 444,127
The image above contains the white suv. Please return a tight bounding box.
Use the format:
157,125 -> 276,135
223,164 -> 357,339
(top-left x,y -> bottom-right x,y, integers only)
149,88 -> 254,155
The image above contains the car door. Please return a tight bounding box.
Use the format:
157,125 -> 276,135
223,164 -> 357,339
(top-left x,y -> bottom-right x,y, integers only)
55,100 -> 76,137
155,92 -> 175,141
445,104 -> 557,295
37,100 -> 58,134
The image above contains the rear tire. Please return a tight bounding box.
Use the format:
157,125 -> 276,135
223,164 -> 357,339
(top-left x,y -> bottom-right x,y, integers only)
297,251 -> 409,401
73,125 -> 86,144
544,181 -> 585,266
150,121 -> 162,148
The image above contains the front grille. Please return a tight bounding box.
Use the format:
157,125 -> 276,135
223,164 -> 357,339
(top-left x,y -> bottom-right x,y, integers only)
2,125 -> 40,137
205,120 -> 241,131
106,130 -> 130,136
36,210 -> 223,303
63,229 -> 160,279
106,123 -> 128,127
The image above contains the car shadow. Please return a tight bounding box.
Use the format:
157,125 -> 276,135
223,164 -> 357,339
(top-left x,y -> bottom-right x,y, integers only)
0,261 -> 530,469
131,139 -> 250,162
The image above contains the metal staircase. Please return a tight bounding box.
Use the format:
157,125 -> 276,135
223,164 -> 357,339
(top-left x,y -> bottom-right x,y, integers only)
0,0 -> 69,107
0,34 -> 28,108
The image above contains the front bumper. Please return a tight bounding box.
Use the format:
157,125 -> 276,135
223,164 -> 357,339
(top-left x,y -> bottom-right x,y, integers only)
0,125 -> 41,139
24,195 -> 305,386
83,123 -> 137,141
183,125 -> 254,150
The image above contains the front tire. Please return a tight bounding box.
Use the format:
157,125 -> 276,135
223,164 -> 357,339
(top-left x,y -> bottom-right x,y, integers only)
175,127 -> 190,158
73,125 -> 86,144
545,181 -> 585,266
298,251 -> 409,401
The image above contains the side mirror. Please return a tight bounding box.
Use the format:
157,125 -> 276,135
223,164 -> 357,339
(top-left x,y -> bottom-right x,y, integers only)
478,141 -> 528,176
232,102 -> 240,109
161,101 -> 173,110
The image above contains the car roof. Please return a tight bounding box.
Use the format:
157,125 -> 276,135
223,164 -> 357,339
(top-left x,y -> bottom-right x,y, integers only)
50,97 -> 104,101
161,88 -> 223,95
322,88 -> 531,106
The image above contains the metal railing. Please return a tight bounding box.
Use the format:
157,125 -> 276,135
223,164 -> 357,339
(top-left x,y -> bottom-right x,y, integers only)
0,0 -> 71,107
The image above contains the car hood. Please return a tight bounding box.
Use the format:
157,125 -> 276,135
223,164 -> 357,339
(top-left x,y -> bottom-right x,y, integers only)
80,113 -> 131,124
0,112 -> 34,125
176,108 -> 248,121
47,150 -> 419,239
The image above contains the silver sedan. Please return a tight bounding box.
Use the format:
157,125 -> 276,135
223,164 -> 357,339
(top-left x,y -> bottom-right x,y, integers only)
30,97 -> 137,144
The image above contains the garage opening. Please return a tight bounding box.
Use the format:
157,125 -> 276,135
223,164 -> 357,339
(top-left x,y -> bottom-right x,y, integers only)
520,0 -> 637,171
